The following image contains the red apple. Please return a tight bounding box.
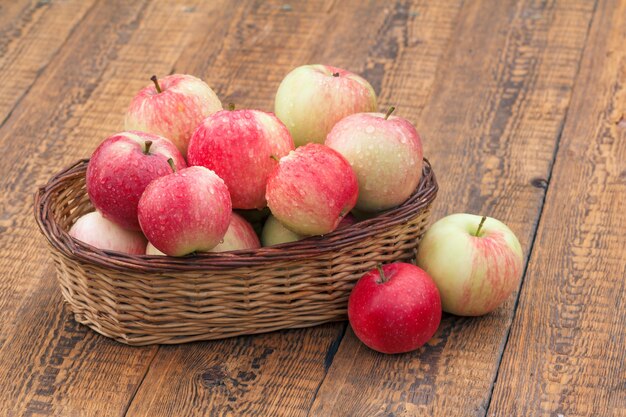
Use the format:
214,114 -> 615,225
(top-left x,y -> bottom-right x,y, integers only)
125,74 -> 222,156
86,131 -> 187,230
69,211 -> 147,255
326,107 -> 423,212
274,65 -> 377,147
138,165 -> 231,256
145,213 -> 259,255
266,143 -> 358,235
187,109 -> 294,209
348,263 -> 442,354
261,213 -> 357,247
416,214 -> 524,316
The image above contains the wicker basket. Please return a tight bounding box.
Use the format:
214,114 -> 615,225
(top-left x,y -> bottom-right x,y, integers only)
34,159 -> 437,345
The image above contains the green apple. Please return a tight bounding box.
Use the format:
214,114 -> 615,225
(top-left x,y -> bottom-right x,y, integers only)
416,213 -> 523,316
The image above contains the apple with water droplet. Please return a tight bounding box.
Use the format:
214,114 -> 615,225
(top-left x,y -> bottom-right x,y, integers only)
261,213 -> 357,246
274,64 -> 377,147
187,108 -> 294,209
138,163 -> 231,256
86,131 -> 187,231
416,214 -> 524,316
125,74 -> 222,156
348,263 -> 442,354
326,107 -> 423,212
266,143 -> 358,236
69,211 -> 147,255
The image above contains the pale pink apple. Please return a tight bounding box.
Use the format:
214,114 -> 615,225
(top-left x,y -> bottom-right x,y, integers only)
86,131 -> 186,231
125,74 -> 222,156
274,65 -> 377,147
187,109 -> 294,209
416,214 -> 524,316
69,211 -> 147,255
138,165 -> 231,256
266,144 -> 358,235
326,108 -> 423,212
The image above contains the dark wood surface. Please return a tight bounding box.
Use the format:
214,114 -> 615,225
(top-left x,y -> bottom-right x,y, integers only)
0,0 -> 623,416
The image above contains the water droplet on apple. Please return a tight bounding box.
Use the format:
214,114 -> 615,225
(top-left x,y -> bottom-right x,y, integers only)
365,126 -> 375,134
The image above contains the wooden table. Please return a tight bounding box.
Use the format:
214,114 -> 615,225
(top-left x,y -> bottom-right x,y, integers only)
1,0 -> 624,415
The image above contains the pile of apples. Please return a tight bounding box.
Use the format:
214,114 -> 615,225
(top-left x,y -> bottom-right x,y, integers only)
69,64 -> 524,355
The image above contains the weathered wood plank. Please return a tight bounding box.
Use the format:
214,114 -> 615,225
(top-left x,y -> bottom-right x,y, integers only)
0,0 -> 96,126
125,1 -> 465,416
308,0 -> 598,415
487,0 -> 626,415
0,1 -> 238,415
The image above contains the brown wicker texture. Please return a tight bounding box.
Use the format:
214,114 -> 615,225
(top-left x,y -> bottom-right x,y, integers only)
34,159 -> 438,345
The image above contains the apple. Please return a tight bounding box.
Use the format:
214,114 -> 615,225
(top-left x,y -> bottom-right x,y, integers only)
145,213 -> 259,255
261,213 -> 357,246
326,107 -> 423,212
125,74 -> 222,156
69,211 -> 147,255
86,131 -> 187,230
266,143 -> 358,236
274,64 -> 377,147
187,108 -> 294,209
138,164 -> 231,256
348,263 -> 442,354
416,214 -> 524,316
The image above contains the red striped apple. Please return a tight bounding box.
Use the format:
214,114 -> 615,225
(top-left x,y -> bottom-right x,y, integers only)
125,74 -> 222,156
86,131 -> 186,231
187,109 -> 294,209
138,164 -> 231,256
146,213 -> 259,255
266,144 -> 358,236
348,263 -> 442,354
69,211 -> 147,255
326,107 -> 423,212
274,65 -> 377,147
416,214 -> 524,316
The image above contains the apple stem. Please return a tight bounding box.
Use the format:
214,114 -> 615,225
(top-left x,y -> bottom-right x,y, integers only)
475,215 -> 487,236
270,154 -> 279,162
143,140 -> 153,155
332,72 -> 340,77
167,158 -> 176,173
150,75 -> 162,93
375,264 -> 388,284
228,103 -> 235,111
384,106 -> 396,120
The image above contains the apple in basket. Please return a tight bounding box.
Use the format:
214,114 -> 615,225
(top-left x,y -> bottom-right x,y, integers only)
261,213 -> 358,246
416,214 -> 524,316
326,107 -> 423,212
146,213 -> 260,255
86,131 -> 187,231
348,263 -> 442,354
266,143 -> 358,236
187,108 -> 294,209
125,74 -> 222,156
69,211 -> 147,255
274,64 -> 377,147
138,163 -> 231,256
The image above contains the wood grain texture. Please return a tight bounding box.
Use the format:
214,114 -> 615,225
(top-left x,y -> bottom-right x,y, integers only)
0,0 -> 95,126
308,0 -> 599,415
124,1 -> 466,416
0,1 -> 232,415
487,0 -> 626,415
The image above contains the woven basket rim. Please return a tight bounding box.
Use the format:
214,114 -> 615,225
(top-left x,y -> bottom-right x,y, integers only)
34,158 -> 437,273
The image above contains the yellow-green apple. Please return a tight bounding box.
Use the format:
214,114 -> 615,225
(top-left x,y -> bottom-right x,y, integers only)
145,213 -> 259,255
69,211 -> 147,255
274,65 -> 377,147
86,131 -> 186,231
187,109 -> 294,209
266,143 -> 358,235
416,214 -> 524,316
125,74 -> 222,156
138,164 -> 231,256
326,107 -> 423,212
348,263 -> 441,354
261,213 -> 357,246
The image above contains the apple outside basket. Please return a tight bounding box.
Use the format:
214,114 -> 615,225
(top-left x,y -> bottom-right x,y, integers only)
34,158 -> 438,346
